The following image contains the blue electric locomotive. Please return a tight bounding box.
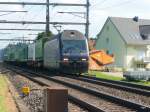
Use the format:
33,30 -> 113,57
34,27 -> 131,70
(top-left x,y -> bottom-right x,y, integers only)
44,30 -> 89,74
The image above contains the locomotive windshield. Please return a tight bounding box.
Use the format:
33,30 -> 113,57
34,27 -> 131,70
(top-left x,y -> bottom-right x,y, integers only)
62,40 -> 87,54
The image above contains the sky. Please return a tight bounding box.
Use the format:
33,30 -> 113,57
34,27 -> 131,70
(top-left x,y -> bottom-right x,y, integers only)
0,0 -> 150,48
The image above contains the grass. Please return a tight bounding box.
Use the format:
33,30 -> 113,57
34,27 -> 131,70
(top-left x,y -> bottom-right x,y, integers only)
88,71 -> 150,86
88,71 -> 124,81
0,75 -> 8,112
122,79 -> 150,86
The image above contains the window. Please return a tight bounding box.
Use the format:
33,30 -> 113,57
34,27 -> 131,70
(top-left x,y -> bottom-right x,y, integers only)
107,26 -> 109,31
62,40 -> 87,53
106,38 -> 109,43
106,50 -> 109,54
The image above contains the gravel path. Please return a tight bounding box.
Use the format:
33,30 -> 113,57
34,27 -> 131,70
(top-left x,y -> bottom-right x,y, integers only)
54,76 -> 150,106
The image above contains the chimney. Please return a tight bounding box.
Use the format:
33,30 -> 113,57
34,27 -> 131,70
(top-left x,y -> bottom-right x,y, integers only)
133,16 -> 139,22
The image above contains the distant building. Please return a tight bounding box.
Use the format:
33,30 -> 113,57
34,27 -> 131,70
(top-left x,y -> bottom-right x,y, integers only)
95,17 -> 150,69
0,49 -> 3,62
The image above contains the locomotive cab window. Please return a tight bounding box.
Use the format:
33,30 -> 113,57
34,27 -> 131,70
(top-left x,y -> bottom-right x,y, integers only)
62,40 -> 87,53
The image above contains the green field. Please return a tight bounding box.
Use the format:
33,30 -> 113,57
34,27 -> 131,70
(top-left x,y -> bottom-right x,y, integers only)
88,71 -> 150,86
0,75 -> 8,112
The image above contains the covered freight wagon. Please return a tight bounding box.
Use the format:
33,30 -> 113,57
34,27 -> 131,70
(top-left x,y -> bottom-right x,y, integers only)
35,37 -> 48,67
3,44 -> 17,62
35,31 -> 53,67
15,43 -> 28,63
28,43 -> 35,66
3,43 -> 28,65
0,49 -> 4,62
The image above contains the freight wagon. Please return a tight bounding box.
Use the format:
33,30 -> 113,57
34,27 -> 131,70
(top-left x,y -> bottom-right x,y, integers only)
3,43 -> 28,66
27,43 -> 35,66
35,37 -> 50,67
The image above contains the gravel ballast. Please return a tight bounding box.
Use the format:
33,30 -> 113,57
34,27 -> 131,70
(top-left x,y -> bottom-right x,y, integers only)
54,76 -> 150,106
5,69 -> 89,112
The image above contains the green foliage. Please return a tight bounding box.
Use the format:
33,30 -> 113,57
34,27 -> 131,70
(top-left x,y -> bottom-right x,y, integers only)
36,31 -> 53,40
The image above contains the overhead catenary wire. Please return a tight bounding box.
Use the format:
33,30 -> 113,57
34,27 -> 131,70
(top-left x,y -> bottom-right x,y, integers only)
58,11 -> 86,19
24,6 -> 45,37
0,0 -> 89,42
0,2 -> 87,6
0,9 -> 28,42
0,12 -> 16,17
0,11 -> 27,17
20,5 -> 45,39
0,28 -> 44,31
0,10 -> 27,12
23,5 -> 45,29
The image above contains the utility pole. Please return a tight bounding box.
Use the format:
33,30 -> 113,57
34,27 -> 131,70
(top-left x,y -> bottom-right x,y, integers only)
85,0 -> 90,39
46,0 -> 50,36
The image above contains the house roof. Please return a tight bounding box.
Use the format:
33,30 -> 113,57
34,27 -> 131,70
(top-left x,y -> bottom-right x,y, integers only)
109,17 -> 150,45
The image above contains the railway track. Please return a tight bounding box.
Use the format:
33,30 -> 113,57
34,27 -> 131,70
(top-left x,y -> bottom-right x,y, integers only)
36,70 -> 150,106
81,75 -> 150,91
5,67 -> 106,112
50,75 -> 150,106
6,66 -> 150,112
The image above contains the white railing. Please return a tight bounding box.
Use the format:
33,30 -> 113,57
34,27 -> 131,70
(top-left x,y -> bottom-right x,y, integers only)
143,57 -> 150,63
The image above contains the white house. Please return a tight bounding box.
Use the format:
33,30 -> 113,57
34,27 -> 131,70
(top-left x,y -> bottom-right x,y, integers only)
95,17 -> 150,69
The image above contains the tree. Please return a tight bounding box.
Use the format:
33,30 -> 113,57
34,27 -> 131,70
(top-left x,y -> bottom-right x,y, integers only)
36,31 -> 53,40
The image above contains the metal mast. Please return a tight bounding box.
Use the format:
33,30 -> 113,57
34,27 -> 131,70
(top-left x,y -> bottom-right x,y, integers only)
46,0 -> 50,36
85,0 -> 90,39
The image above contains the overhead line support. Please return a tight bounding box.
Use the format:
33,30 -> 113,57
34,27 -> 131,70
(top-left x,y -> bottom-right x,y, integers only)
0,2 -> 87,6
0,21 -> 86,25
85,0 -> 90,39
46,0 -> 50,36
0,39 -> 34,41
0,28 -> 45,31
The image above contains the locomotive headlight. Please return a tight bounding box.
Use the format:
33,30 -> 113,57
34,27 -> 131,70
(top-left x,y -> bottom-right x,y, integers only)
82,58 -> 87,61
63,58 -> 69,61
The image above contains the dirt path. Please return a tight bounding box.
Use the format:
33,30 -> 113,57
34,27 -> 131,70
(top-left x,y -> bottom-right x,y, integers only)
0,74 -> 18,112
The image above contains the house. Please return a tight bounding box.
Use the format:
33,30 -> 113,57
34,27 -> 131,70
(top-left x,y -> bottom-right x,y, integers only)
95,17 -> 150,69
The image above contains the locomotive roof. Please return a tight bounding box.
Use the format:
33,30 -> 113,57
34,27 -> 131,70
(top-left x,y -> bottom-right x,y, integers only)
53,30 -> 85,40
62,30 -> 85,39
44,30 -> 85,41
